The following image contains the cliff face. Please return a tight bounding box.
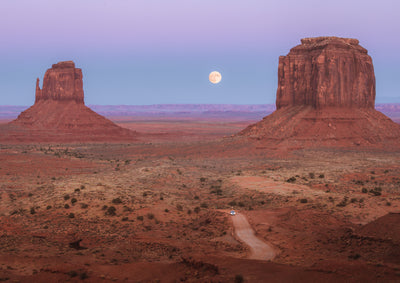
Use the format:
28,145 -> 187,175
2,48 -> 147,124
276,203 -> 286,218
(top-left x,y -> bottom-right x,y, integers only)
4,61 -> 137,142
35,61 -> 84,104
276,37 -> 375,110
239,37 -> 400,149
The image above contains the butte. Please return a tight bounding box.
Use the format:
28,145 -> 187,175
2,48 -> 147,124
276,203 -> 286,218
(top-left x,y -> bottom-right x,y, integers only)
0,61 -> 136,143
239,37 -> 400,149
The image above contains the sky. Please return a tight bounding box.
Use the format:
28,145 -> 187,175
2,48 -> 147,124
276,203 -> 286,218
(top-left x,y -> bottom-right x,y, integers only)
0,0 -> 399,105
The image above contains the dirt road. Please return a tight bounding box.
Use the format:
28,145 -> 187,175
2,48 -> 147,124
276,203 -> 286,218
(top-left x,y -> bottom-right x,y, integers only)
232,213 -> 276,261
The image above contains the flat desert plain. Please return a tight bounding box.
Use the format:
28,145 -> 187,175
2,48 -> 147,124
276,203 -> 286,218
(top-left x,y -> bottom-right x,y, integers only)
0,115 -> 399,282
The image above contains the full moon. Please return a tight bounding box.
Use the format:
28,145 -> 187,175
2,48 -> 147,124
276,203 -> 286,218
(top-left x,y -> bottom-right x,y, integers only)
209,71 -> 222,84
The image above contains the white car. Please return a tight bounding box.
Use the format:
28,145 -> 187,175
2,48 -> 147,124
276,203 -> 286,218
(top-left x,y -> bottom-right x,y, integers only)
230,210 -> 236,216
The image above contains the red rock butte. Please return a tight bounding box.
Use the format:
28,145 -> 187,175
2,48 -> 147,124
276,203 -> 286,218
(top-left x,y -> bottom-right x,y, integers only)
1,61 -> 136,142
240,37 -> 400,148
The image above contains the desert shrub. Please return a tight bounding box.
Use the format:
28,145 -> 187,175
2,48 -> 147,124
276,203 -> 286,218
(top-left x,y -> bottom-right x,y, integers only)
336,197 -> 348,207
176,204 -> 183,211
370,188 -> 382,196
46,205 -> 52,210
194,207 -> 200,214
300,198 -> 308,203
106,206 -> 116,216
137,215 -> 144,221
112,197 -> 122,204
28,193 -> 33,197
361,188 -> 368,193
80,185 -> 85,190
74,188 -> 80,192
68,213 -> 75,218
71,198 -> 77,204
234,274 -> 244,283
237,202 -> 245,207
64,204 -> 70,209
200,177 -> 206,182
228,200 -> 237,207
64,194 -> 70,200
122,217 -> 129,221
67,270 -> 78,277
123,206 -> 132,212
164,209 -> 169,213
80,272 -> 88,280
194,196 -> 199,200
350,198 -> 358,203
30,207 -> 36,214
319,174 -> 325,178
309,172 -> 315,179
187,209 -> 192,215
200,202 -> 208,208
286,177 -> 296,183
102,205 -> 108,210
147,213 -> 155,220
142,192 -> 148,197
348,253 -> 361,260
386,202 -> 392,206
80,203 -> 88,209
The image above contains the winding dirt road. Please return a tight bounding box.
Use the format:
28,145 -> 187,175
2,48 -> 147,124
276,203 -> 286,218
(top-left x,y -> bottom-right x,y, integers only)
232,213 -> 276,261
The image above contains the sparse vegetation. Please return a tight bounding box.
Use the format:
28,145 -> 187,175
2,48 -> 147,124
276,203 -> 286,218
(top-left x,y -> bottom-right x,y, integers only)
105,206 -> 116,216
200,202 -> 208,208
370,187 -> 382,196
286,177 -> 296,183
112,197 -> 122,204
234,274 -> 244,283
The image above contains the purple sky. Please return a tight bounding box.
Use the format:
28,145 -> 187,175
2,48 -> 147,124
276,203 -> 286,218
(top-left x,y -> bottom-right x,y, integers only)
0,0 -> 399,105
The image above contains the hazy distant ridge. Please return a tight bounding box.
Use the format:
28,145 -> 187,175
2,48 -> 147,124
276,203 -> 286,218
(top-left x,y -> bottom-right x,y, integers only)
1,104 -> 399,121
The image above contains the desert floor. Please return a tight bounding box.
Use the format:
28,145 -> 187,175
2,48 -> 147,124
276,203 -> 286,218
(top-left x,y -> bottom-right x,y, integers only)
0,116 -> 399,282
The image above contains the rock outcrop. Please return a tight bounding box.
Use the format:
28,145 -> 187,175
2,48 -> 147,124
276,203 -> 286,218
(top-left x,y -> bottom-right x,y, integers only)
276,37 -> 376,109
2,61 -> 137,142
239,37 -> 400,149
35,61 -> 84,104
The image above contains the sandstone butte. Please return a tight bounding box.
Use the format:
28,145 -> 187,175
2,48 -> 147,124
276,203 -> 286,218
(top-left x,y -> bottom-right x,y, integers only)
1,61 -> 136,142
239,36 -> 400,148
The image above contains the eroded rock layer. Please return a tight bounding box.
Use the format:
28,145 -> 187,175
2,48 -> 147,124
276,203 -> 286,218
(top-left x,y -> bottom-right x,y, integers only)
239,37 -> 400,148
35,61 -> 84,104
2,61 -> 136,142
276,37 -> 375,109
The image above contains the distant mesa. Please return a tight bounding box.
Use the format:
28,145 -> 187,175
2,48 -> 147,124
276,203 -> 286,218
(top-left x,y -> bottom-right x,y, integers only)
239,36 -> 400,148
1,61 -> 136,142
